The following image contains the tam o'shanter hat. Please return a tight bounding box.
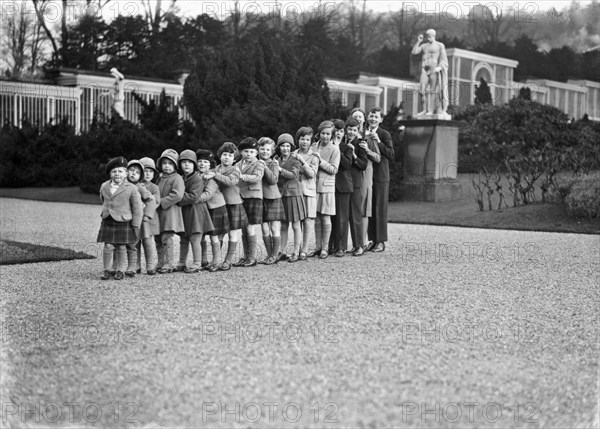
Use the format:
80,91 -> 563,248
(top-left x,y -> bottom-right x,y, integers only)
238,137 -> 258,151
105,156 -> 128,174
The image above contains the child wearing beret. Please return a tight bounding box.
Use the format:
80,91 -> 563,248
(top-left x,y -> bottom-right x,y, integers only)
97,156 -> 143,280
155,149 -> 185,273
197,149 -> 229,272
274,133 -> 306,262
311,120 -> 341,259
258,137 -> 285,265
203,142 -> 248,271
233,137 -> 264,267
177,149 -> 215,273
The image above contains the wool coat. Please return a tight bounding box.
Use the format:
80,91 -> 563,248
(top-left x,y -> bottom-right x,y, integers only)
156,171 -> 185,233
213,165 -> 243,205
275,155 -> 303,197
371,126 -> 394,183
237,158 -> 265,199
335,140 -> 354,194
203,177 -> 226,209
179,171 -> 215,235
139,181 -> 160,238
312,141 -> 340,193
296,150 -> 319,197
99,179 -> 144,231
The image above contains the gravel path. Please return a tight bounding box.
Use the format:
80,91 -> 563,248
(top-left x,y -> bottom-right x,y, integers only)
1,197 -> 598,428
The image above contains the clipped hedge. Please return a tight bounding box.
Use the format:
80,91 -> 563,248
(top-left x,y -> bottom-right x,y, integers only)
554,173 -> 600,219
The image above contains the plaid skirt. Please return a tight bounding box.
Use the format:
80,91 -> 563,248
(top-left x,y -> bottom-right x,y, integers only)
282,196 -> 306,223
263,198 -> 286,222
242,197 -> 263,225
209,205 -> 230,236
227,203 -> 248,230
97,216 -> 137,244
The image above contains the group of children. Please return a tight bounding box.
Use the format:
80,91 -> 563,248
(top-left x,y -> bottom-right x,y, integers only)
97,107 -> 394,279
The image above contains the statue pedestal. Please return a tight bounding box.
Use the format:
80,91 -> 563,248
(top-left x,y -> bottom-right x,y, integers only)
399,119 -> 462,202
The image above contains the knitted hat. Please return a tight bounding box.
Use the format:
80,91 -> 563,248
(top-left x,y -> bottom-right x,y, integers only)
127,159 -> 144,174
196,149 -> 216,166
318,120 -> 334,131
238,137 -> 258,151
277,133 -> 295,149
157,149 -> 179,170
105,156 -> 128,174
139,157 -> 159,177
178,149 -> 198,171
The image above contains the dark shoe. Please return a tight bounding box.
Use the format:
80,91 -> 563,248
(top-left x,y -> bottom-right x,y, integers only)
109,270 -> 116,277
319,250 -> 329,259
307,249 -> 322,258
298,252 -> 307,261
101,270 -> 111,280
232,258 -> 247,267
147,269 -> 157,275
114,271 -> 124,280
125,270 -> 136,277
208,264 -> 220,273
201,261 -> 210,269
264,256 -> 277,265
335,250 -> 345,258
371,242 -> 385,252
277,253 -> 288,262
353,247 -> 365,256
173,265 -> 186,272
136,268 -> 141,274
243,259 -> 257,267
219,261 -> 231,271
288,253 -> 299,263
365,241 -> 376,252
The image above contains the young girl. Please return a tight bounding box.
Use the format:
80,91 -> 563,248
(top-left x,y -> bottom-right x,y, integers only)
275,133 -> 305,262
258,137 -> 285,265
351,108 -> 381,251
155,149 -> 185,273
123,159 -> 158,276
138,157 -> 161,274
311,120 -> 340,259
203,142 -> 248,271
292,126 -> 319,260
97,156 -> 143,280
345,118 -> 368,256
329,119 -> 345,254
197,149 -> 229,272
177,149 -> 214,273
234,137 -> 264,267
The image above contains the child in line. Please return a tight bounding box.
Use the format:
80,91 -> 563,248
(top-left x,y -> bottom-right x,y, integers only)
155,149 -> 185,273
197,149 -> 229,272
311,120 -> 340,259
138,157 -> 161,274
258,137 -> 285,265
329,119 -> 345,254
97,156 -> 143,280
177,149 -> 215,273
204,142 -> 248,271
345,118 -> 368,256
293,126 -> 319,260
234,137 -> 264,267
275,133 -> 305,262
123,159 -> 159,276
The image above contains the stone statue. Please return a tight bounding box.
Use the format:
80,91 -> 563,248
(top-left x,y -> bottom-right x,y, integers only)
109,67 -> 125,118
411,29 -> 450,118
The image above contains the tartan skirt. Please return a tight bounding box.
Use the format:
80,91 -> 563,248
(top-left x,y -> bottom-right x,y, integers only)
209,205 -> 230,236
97,216 -> 138,244
242,197 -> 263,225
282,196 -> 307,223
227,203 -> 249,230
263,198 -> 286,222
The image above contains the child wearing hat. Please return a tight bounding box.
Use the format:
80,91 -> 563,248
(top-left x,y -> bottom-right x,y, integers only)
155,149 -> 185,273
311,120 -> 341,259
197,149 -> 229,272
258,137 -> 285,265
177,149 -> 215,273
274,133 -> 306,262
292,126 -> 319,260
120,159 -> 159,276
203,142 -> 248,271
233,137 -> 264,267
138,157 -> 161,274
97,156 -> 144,280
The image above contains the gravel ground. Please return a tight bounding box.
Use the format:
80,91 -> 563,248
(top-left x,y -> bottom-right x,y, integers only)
0,197 -> 598,428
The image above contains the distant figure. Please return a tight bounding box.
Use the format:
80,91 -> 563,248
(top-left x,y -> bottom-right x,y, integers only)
411,29 -> 449,117
110,67 -> 125,118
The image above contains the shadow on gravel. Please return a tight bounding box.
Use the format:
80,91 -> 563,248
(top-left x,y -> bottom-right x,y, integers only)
0,240 -> 95,265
